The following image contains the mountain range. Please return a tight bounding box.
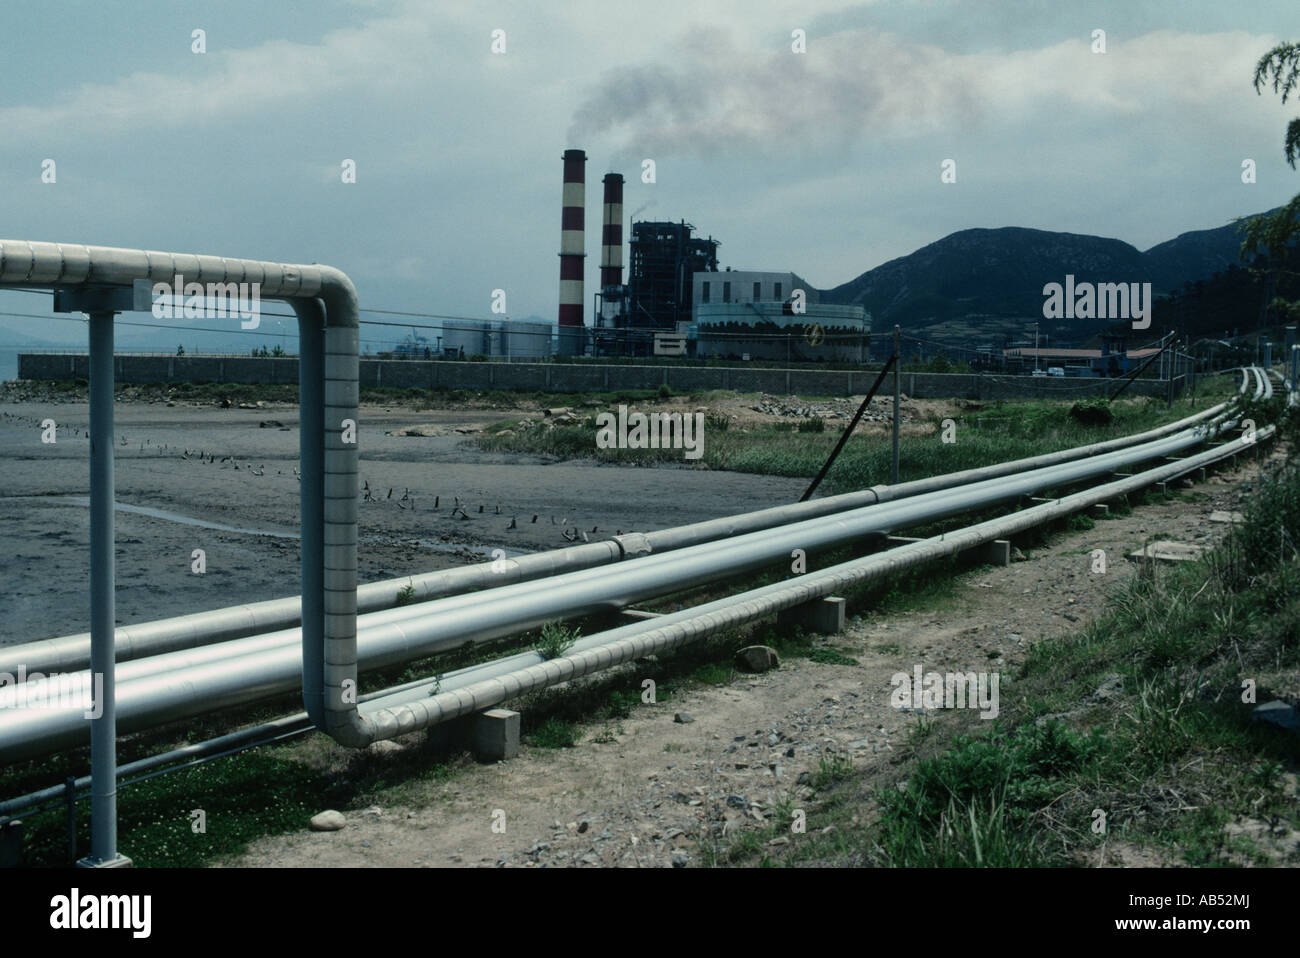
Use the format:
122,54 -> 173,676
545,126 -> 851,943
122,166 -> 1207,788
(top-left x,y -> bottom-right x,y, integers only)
818,213 -> 1272,345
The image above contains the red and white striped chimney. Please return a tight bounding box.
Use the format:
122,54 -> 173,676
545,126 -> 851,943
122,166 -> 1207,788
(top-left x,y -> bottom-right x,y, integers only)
600,172 -> 624,290
558,149 -> 586,353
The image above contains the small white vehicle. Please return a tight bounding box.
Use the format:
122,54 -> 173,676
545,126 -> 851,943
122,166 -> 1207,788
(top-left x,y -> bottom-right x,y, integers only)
1031,368 -> 1048,377
1047,366 -> 1065,377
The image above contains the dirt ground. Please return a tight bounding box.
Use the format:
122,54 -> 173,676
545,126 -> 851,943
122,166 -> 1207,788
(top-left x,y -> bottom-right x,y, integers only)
221,450 -> 1274,868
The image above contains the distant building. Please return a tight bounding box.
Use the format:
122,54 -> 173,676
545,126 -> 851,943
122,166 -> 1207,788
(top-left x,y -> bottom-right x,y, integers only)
594,220 -> 719,356
691,269 -> 869,362
1003,338 -> 1160,377
438,319 -> 554,359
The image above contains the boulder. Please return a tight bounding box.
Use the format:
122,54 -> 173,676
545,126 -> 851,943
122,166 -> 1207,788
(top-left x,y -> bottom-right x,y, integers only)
735,645 -> 780,673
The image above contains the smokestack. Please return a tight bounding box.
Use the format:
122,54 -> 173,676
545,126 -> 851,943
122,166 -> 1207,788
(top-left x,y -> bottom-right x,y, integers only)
600,172 -> 624,290
558,149 -> 586,355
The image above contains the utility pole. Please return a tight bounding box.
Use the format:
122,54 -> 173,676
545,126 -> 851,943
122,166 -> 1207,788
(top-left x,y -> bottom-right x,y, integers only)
892,325 -> 900,484
1166,333 -> 1174,408
1034,322 -> 1040,372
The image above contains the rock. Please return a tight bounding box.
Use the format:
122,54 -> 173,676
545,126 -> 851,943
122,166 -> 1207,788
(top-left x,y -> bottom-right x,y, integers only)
735,645 -> 781,673
671,851 -> 690,868
309,810 -> 346,831
367,739 -> 404,756
1252,701 -> 1300,733
785,746 -> 796,758
1092,673 -> 1124,701
797,771 -> 813,786
726,794 -> 747,809
673,712 -> 694,724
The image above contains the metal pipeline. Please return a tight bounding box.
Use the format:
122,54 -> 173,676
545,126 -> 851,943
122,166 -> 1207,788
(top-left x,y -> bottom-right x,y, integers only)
0,368 -> 1247,677
348,420 -> 1277,731
0,398 -> 1247,761
0,239 -> 361,855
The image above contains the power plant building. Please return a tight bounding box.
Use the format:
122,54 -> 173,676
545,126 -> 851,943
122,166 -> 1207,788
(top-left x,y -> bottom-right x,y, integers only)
691,269 -> 870,362
552,149 -> 867,361
595,219 -> 719,356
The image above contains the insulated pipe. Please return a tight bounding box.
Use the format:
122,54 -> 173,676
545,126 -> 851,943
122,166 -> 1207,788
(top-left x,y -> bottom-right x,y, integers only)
1,411 -> 1272,784
0,240 -> 361,748
295,298 -> 326,729
6,373 -> 1254,696
0,376 -> 1244,677
350,422 -> 1278,730
0,403 -> 1246,761
0,666 -> 449,824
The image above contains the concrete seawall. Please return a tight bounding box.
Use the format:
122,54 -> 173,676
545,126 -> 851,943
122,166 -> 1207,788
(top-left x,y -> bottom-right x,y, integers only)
17,354 -> 1183,401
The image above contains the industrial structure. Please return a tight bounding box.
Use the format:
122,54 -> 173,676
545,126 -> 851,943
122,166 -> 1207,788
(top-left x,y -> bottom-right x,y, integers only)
557,149 -> 586,356
1003,334 -> 1161,377
436,319 -> 552,359
594,219 -> 719,356
554,150 -> 871,360
691,270 -> 869,362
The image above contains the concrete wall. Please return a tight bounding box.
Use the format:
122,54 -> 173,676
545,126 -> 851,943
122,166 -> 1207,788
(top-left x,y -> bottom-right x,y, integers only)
17,354 -> 1184,400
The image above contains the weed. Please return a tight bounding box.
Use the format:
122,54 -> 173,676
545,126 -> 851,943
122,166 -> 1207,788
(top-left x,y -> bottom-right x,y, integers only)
535,621 -> 580,660
812,751 -> 854,789
529,717 -> 580,749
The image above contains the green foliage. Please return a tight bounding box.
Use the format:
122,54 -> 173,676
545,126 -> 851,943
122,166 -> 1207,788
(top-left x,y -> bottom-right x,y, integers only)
1253,41 -> 1300,167
1238,194 -> 1300,266
394,581 -> 416,606
1066,513 -> 1095,532
692,662 -> 733,685
796,417 -> 826,433
529,717 -> 580,749
1068,398 -> 1113,425
812,751 -> 854,789
534,621 -> 580,660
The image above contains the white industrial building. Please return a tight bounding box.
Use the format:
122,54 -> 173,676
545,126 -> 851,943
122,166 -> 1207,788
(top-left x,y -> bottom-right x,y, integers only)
689,269 -> 869,362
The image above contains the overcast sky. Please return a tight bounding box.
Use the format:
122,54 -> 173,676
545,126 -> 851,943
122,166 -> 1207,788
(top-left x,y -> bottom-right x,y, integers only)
1,0 -> 1297,348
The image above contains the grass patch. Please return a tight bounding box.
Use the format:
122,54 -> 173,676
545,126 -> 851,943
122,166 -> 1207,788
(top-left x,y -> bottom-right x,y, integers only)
474,392 -> 1226,495
727,422 -> 1300,868
534,621 -> 580,660
528,717 -> 581,749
